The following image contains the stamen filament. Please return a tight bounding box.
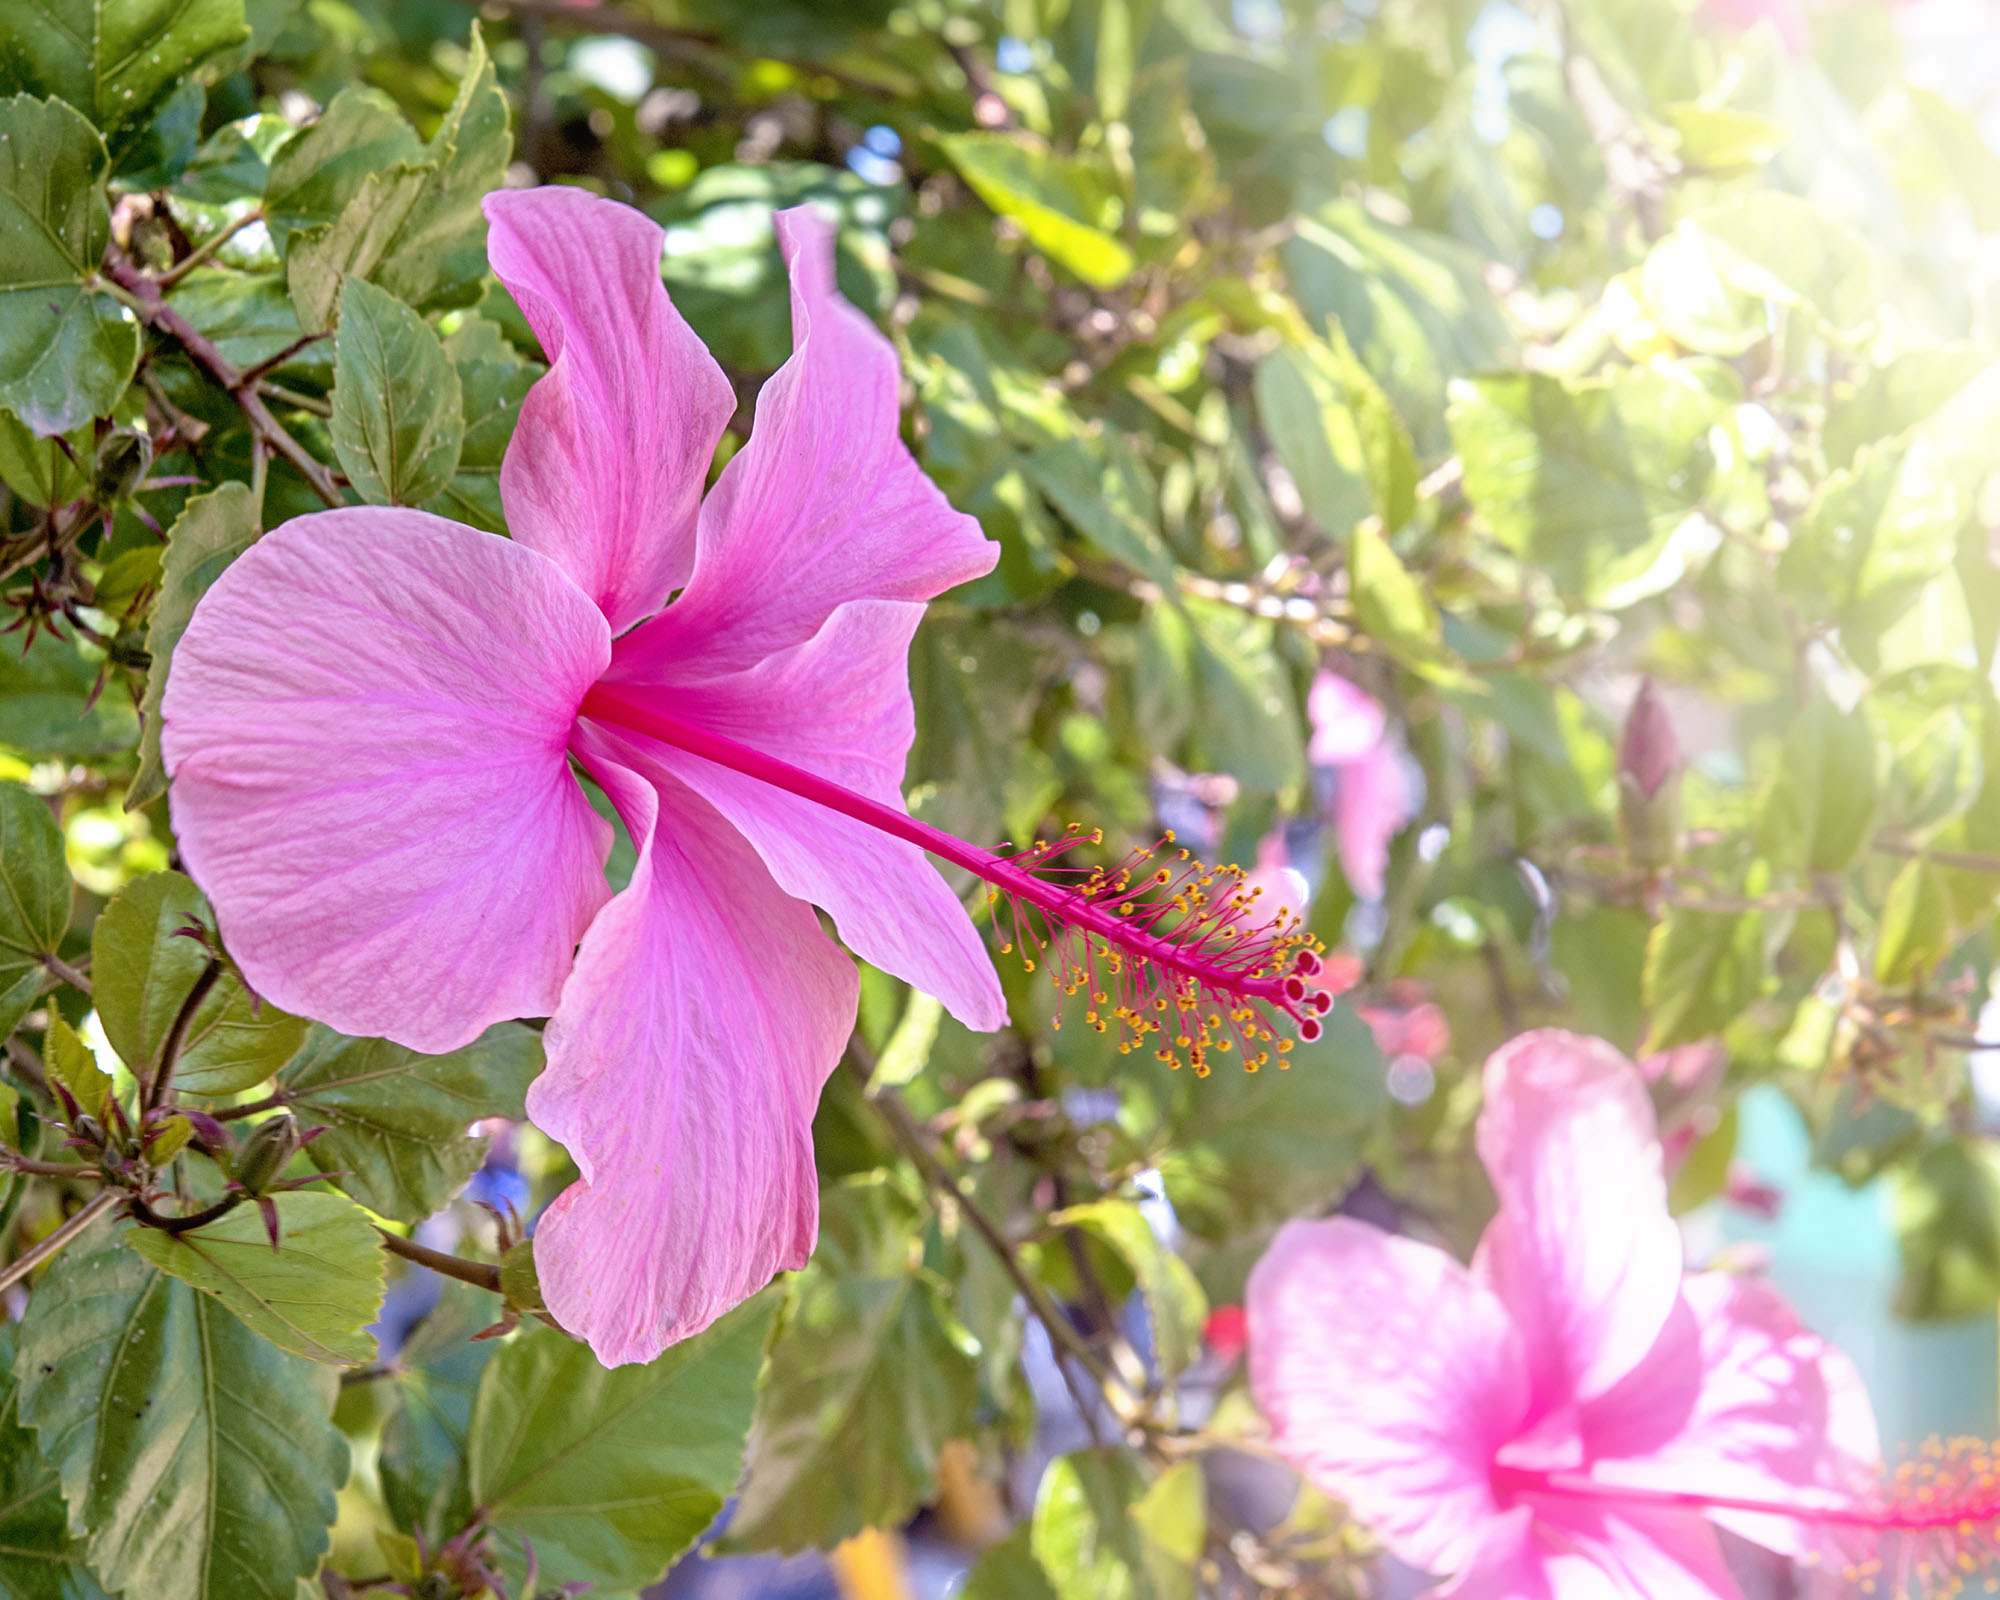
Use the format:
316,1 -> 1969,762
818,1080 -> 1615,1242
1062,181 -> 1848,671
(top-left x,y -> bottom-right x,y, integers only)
579,683 -> 1327,1068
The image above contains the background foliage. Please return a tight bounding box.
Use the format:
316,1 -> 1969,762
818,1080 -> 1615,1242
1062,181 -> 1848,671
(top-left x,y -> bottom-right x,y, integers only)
0,0 -> 1998,1594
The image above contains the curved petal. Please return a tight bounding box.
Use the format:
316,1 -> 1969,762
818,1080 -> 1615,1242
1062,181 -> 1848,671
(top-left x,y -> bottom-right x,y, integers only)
1247,1217 -> 1530,1574
594,599 -> 1005,1031
1333,741 -> 1411,902
1307,671 -> 1385,767
1581,1274 -> 1881,1559
1530,1504 -> 1743,1600
614,205 -> 996,681
161,508 -> 612,1053
1474,1031 -> 1684,1414
485,186 -> 734,632
529,725 -> 859,1366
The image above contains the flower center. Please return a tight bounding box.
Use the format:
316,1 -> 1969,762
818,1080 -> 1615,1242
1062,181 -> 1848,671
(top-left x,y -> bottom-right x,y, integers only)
578,682 -> 1330,1073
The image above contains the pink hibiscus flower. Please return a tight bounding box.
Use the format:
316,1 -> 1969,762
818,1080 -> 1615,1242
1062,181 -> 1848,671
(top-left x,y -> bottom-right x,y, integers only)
1307,670 -> 1414,903
161,187 -> 1325,1364
1248,1030 -> 1883,1598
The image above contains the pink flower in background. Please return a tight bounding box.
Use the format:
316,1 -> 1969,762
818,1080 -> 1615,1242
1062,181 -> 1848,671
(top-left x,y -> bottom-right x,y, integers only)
1357,981 -> 1450,1064
161,188 -> 1006,1364
1307,670 -> 1414,902
1248,1030 -> 1878,1598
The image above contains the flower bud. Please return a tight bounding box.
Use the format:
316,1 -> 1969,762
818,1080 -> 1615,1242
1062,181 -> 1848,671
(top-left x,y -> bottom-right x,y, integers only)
233,1111 -> 303,1196
1618,677 -> 1681,867
91,427 -> 152,506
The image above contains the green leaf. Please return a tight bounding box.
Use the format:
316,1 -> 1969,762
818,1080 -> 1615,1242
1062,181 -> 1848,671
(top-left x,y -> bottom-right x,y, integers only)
0,1323 -> 110,1600
128,483 -> 260,810
124,1192 -> 385,1366
92,872 -> 307,1096
721,1178 -> 980,1554
1052,1199 -> 1207,1380
285,164 -> 434,335
1450,368 -> 1723,608
1284,200 -> 1510,454
940,133 -> 1134,289
1023,434 -> 1174,585
466,1291 -> 778,1591
961,1525 -> 1059,1600
42,1014 -> 109,1118
1254,344 -> 1371,534
1030,1452 -> 1206,1600
262,87 -> 423,252
1321,320 -> 1418,532
1139,598 -> 1304,793
868,990 -> 943,1091
1875,858 -> 1954,988
1663,103 -> 1788,169
379,1279 -> 499,1548
1892,1140 -> 2000,1319
1641,907 -> 1764,1053
270,1022 -> 543,1222
1685,192 -> 1878,340
1757,698 -> 1877,875
1349,522 -> 1459,683
0,95 -> 138,433
0,410 -> 88,505
0,621 -> 139,757
328,277 -> 464,507
0,782 -> 68,1041
1639,230 -> 1767,357
0,1 -> 247,164
420,313 -> 535,533
16,1219 -> 346,1600
283,24 -> 509,330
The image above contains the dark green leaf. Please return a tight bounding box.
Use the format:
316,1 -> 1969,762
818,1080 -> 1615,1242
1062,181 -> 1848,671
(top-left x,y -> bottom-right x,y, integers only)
0,782 -> 68,1040
420,314 -> 535,533
129,483 -> 260,810
0,95 -> 137,433
271,1022 -> 542,1222
466,1291 -> 778,1591
0,0 -> 247,163
92,872 -> 307,1096
379,1280 -> 499,1547
286,164 -> 434,335
0,621 -> 140,757
328,277 -> 464,506
16,1219 -> 346,1600
1052,1199 -> 1206,1380
0,1323 -> 110,1600
262,87 -> 422,252
721,1179 -> 980,1554
961,1525 -> 1059,1600
124,1193 -> 385,1366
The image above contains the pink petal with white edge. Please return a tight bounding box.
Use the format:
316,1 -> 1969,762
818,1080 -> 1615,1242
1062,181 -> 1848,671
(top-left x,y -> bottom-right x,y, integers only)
1581,1273 -> 1881,1559
486,187 -> 735,633
1474,1031 -> 1685,1414
1527,1502 -> 1744,1600
531,725 -> 858,1365
595,598 -> 1005,1031
161,509 -> 612,1054
1307,670 -> 1386,766
1247,1217 -> 1531,1574
614,205 -> 996,681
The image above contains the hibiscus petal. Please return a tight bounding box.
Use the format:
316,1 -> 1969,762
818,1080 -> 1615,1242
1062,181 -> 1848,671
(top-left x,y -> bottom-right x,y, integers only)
1307,671 -> 1386,766
1247,1217 -> 1531,1574
615,205 -> 996,680
160,508 -> 612,1053
1530,1503 -> 1744,1600
597,599 -> 1005,1031
485,186 -> 734,632
530,725 -> 858,1365
1333,740 -> 1411,902
1581,1274 -> 1881,1559
1473,1031 -> 1684,1412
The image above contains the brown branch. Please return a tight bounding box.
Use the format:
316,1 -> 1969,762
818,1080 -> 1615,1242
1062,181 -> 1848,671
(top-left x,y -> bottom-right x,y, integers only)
375,1227 -> 502,1291
211,1091 -> 287,1123
101,259 -> 344,508
39,953 -> 90,997
0,1190 -> 118,1295
156,207 -> 266,290
147,959 -> 220,1114
0,1155 -> 104,1181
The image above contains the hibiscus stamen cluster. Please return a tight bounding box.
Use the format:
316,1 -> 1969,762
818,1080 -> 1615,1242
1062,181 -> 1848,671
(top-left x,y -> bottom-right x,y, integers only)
989,825 -> 1330,1074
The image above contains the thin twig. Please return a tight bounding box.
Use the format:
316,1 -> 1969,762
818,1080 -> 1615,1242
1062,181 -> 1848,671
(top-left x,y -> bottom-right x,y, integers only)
147,960 -> 220,1114
375,1227 -> 502,1291
101,259 -> 344,508
156,207 -> 267,290
257,380 -> 332,418
0,1191 -> 118,1295
211,1091 -> 286,1123
1873,837 -> 2000,875
39,954 -> 90,997
0,1156 -> 103,1181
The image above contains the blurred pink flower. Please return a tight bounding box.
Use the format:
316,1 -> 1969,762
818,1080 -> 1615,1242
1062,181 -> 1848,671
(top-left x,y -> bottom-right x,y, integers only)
1358,983 -> 1450,1063
1248,1030 -> 1877,1598
162,188 -> 1006,1365
1307,671 -> 1415,903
